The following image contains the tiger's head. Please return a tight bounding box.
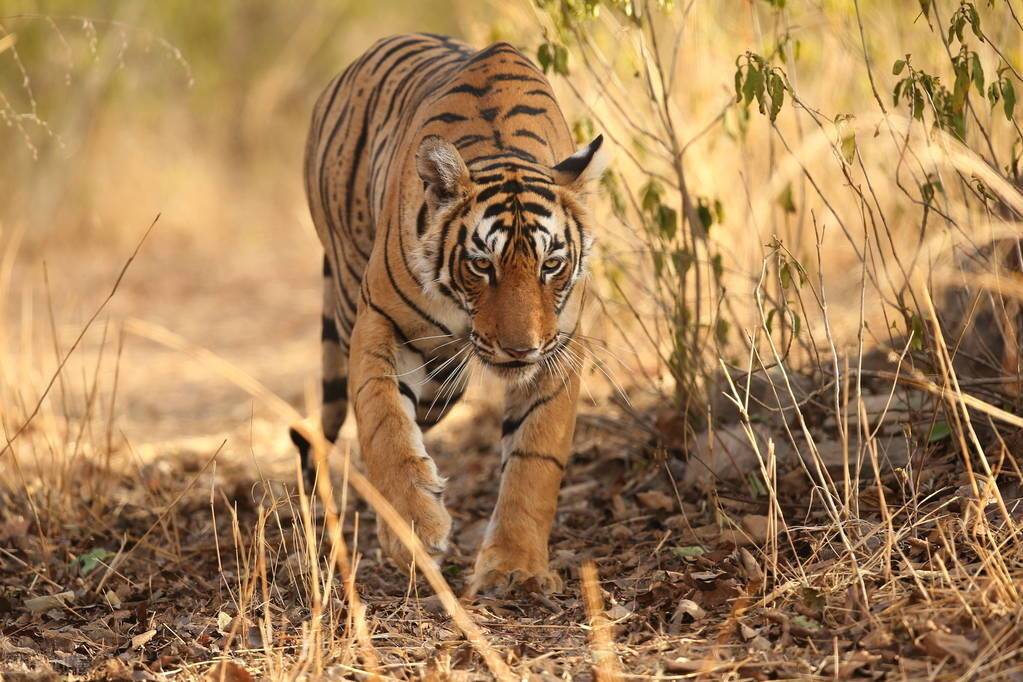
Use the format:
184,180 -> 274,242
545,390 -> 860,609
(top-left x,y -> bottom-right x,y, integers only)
413,134 -> 608,377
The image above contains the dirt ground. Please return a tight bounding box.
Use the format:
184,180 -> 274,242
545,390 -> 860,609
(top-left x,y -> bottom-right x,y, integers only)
3,229 -> 1022,681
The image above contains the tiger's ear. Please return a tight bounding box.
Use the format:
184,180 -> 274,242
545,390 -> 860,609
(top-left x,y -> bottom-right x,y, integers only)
417,135 -> 470,205
552,134 -> 609,190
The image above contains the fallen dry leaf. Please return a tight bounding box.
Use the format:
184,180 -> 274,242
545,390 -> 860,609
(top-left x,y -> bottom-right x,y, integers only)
637,490 -> 676,512
919,630 -> 976,664
131,628 -> 157,650
671,598 -> 706,623
741,514 -> 770,543
24,591 -> 75,614
205,661 -> 254,682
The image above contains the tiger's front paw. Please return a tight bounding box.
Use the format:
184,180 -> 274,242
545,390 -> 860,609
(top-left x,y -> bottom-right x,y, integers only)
467,538 -> 562,597
376,467 -> 452,572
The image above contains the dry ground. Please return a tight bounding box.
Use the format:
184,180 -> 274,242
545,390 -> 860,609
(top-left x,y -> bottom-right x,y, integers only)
2,225 -> 1022,681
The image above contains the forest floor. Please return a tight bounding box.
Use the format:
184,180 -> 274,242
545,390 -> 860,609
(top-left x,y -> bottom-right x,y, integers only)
2,226 -> 1022,681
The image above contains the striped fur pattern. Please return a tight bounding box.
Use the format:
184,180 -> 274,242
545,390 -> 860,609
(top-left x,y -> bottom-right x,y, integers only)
293,34 -> 608,595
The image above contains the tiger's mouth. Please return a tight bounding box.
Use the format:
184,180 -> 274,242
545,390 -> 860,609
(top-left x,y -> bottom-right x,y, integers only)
471,334 -> 567,373
478,357 -> 533,369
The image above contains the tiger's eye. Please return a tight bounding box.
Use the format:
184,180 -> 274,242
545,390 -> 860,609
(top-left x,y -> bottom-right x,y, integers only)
468,256 -> 493,275
543,257 -> 563,271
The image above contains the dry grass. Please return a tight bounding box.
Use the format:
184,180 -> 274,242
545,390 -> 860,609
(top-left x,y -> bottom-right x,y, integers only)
3,0 -> 1023,680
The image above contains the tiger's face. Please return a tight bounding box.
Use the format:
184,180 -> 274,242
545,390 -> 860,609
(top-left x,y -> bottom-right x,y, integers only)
414,134 -> 607,377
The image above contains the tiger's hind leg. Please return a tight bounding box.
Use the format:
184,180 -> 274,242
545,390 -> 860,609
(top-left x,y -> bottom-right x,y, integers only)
291,256 -> 350,485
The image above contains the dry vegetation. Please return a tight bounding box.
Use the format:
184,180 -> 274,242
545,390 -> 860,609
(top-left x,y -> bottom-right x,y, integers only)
2,0 -> 1023,679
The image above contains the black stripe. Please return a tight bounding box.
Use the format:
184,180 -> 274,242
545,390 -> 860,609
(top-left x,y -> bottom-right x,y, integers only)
382,222 -> 452,335
322,256 -> 333,277
475,185 -> 504,203
416,202 -> 429,238
520,201 -> 552,218
504,146 -> 538,162
365,299 -> 427,358
323,377 -> 348,403
523,184 -> 556,201
454,134 -> 488,149
504,450 -> 565,471
489,73 -> 545,85
525,88 -> 557,101
369,36 -> 429,76
446,82 -> 491,97
504,104 -> 546,119
483,202 -> 508,219
473,160 -> 552,177
425,112 -> 469,125
480,107 -> 499,122
465,42 -> 519,66
471,172 -> 504,185
398,381 -> 417,406
501,387 -> 563,436
433,205 -> 464,281
322,315 -> 340,343
512,128 -> 546,144
289,427 -> 312,471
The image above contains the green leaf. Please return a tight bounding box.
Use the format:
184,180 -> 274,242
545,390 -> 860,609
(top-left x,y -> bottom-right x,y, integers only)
672,545 -> 706,560
553,43 -> 569,75
778,183 -> 797,213
716,318 -> 730,344
672,247 -> 693,275
970,52 -> 984,94
893,59 -> 906,76
987,81 -> 1000,106
657,205 -> 678,239
766,308 -> 777,333
768,72 -> 785,121
952,57 -> 969,111
652,249 -> 665,276
912,88 -> 924,120
74,548 -> 115,576
792,614 -> 822,632
537,43 -> 553,74
697,202 -> 713,231
928,421 -> 952,442
968,6 -> 982,41
841,131 -> 857,164
711,253 -> 724,279
743,65 -> 762,106
641,180 -> 663,214
1003,79 -> 1016,121
780,262 -> 792,289
910,313 -> 925,351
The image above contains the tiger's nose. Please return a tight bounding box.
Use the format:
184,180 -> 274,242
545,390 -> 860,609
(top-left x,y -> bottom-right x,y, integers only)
501,344 -> 540,360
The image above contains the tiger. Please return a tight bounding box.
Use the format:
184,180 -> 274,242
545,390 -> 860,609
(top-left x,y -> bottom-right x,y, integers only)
290,33 -> 608,595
